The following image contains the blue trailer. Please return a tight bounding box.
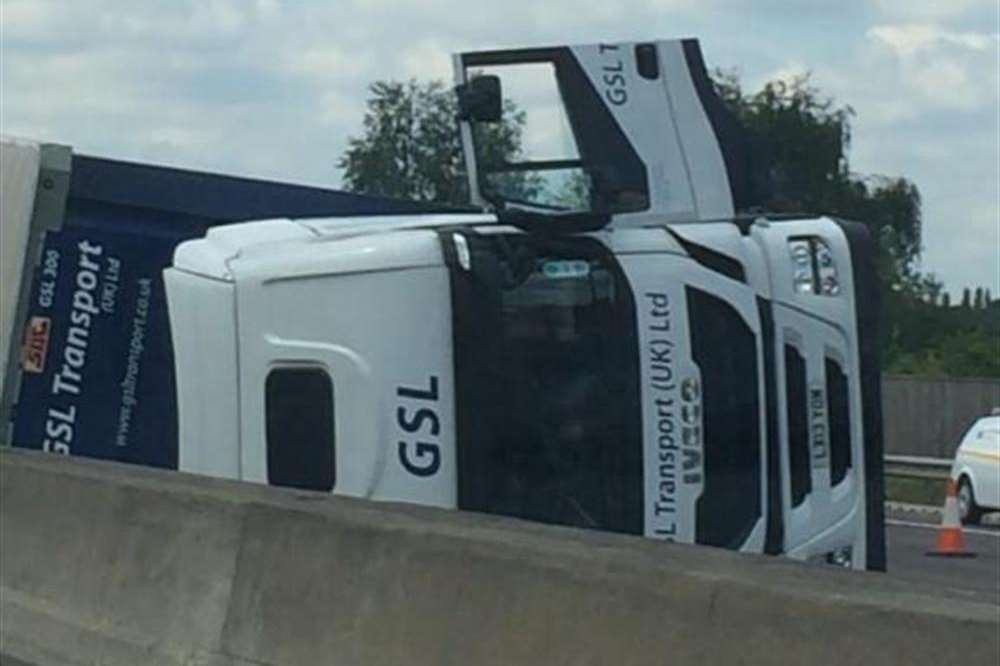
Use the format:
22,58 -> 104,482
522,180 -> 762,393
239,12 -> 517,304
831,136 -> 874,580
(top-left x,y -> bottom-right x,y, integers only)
0,138 -> 461,468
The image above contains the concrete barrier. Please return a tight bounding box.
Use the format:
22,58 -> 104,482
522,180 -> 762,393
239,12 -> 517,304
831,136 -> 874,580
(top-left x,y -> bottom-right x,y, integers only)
2,449 -> 998,666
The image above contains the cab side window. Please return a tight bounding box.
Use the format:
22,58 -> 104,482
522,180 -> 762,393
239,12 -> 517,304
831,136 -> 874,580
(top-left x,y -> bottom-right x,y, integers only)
785,345 -> 810,507
825,358 -> 852,486
687,287 -> 761,549
265,367 -> 335,492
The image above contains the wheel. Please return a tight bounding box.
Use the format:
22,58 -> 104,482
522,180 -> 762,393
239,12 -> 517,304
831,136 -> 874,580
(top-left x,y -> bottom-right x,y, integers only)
957,476 -> 983,525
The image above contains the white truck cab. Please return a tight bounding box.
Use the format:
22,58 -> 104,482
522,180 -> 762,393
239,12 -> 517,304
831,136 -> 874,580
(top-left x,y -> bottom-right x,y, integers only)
165,38 -> 886,570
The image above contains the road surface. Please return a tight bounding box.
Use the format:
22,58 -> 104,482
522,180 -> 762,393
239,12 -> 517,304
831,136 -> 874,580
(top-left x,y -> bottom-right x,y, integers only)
886,520 -> 1000,605
1,656 -> 34,666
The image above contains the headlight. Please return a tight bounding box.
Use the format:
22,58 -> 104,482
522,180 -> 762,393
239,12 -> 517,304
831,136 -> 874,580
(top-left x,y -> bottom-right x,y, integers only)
788,239 -> 814,293
814,238 -> 840,296
788,237 -> 841,297
821,276 -> 840,296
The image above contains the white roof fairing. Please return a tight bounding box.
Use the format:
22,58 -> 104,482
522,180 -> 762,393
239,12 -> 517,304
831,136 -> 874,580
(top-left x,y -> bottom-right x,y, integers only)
170,213 -> 496,282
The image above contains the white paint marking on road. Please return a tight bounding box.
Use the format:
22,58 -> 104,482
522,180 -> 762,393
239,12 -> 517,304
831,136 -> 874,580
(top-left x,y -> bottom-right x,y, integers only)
887,518 -> 1000,538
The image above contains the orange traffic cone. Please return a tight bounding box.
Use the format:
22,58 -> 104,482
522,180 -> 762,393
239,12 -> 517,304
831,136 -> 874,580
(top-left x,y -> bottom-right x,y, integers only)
926,479 -> 976,558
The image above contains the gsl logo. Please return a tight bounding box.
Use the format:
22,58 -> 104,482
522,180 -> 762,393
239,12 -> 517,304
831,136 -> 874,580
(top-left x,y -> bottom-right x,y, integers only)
396,376 -> 441,477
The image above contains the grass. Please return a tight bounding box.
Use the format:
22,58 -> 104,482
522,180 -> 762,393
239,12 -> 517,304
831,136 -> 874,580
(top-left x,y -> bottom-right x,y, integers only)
885,475 -> 945,507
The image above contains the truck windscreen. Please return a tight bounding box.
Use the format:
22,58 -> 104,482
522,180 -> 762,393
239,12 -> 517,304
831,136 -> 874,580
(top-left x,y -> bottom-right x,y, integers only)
445,233 -> 643,534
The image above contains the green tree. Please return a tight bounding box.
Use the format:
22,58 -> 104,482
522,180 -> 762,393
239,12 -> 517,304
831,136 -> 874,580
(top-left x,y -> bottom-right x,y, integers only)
714,72 -> 923,285
338,79 -> 533,206
889,327 -> 1000,378
713,72 -> 999,376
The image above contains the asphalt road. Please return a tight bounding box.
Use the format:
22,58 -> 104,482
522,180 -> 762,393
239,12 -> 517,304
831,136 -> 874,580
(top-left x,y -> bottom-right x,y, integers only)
0,656 -> 33,666
886,519 -> 1000,605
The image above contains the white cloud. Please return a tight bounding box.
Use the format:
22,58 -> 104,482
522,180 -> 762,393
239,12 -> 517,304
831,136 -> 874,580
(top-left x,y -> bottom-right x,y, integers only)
749,62 -> 809,92
799,18 -> 998,292
0,0 -> 52,32
920,202 -> 1000,294
862,24 -> 999,112
398,39 -> 454,82
910,59 -> 978,108
868,24 -> 997,57
279,46 -> 354,82
871,0 -> 992,23
1,0 -> 996,291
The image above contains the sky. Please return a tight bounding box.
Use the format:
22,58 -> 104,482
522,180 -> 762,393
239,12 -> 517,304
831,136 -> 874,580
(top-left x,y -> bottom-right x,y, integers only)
2,0 -> 997,295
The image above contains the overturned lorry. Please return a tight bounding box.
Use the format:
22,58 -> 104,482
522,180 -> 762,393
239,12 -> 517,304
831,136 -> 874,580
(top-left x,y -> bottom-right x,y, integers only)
1,38 -> 885,570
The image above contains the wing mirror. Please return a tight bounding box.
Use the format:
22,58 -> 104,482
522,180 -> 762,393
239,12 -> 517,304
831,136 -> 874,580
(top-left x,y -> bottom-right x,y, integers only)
456,75 -> 502,122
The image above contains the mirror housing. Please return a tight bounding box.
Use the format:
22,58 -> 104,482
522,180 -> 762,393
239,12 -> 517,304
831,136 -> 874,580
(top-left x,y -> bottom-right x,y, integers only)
456,75 -> 502,122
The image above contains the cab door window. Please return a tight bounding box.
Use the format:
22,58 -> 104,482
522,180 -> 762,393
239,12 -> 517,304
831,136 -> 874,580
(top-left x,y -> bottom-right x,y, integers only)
265,367 -> 335,492
460,48 -> 649,216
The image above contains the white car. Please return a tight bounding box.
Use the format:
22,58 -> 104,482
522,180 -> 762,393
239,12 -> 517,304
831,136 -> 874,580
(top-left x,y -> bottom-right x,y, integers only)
951,413 -> 1000,524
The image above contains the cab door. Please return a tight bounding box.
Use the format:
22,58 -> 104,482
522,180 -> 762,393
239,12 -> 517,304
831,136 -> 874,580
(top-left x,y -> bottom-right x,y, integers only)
612,230 -> 770,553
453,39 -> 767,230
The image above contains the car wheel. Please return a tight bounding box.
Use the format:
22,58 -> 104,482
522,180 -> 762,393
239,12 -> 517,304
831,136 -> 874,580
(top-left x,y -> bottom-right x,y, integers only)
957,476 -> 983,525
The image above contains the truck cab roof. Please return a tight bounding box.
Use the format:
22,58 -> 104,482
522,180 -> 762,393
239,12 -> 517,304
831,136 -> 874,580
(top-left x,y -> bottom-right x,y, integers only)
171,213 -> 496,281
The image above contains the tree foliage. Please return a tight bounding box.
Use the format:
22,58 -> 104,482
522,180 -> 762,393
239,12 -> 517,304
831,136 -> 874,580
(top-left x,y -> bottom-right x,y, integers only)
715,71 -> 998,377
338,80 -> 465,203
714,71 -> 922,283
338,79 -> 532,206
884,299 -> 1000,378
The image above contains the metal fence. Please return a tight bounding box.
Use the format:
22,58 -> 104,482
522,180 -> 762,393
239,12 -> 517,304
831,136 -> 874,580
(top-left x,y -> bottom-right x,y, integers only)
882,375 -> 1000,458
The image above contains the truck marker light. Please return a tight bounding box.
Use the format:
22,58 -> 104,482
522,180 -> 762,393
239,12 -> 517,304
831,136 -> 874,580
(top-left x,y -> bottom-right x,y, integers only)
452,233 -> 472,271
